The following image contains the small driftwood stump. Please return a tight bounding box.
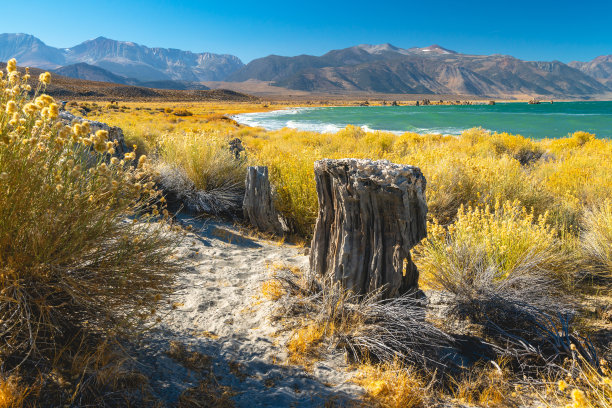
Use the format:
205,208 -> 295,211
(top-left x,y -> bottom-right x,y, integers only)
310,159 -> 427,299
243,166 -> 288,235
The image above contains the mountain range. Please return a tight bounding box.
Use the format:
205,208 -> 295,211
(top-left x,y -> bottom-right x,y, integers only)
0,33 -> 242,82
1,33 -> 611,98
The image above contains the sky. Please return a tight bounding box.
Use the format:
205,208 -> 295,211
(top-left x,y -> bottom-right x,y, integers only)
2,0 -> 611,63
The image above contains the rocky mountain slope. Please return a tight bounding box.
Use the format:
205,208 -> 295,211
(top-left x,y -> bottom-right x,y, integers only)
570,55 -> 612,88
54,63 -> 211,90
228,44 -> 611,97
0,33 -> 244,82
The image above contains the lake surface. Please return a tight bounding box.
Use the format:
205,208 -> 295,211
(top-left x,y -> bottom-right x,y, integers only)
233,101 -> 612,139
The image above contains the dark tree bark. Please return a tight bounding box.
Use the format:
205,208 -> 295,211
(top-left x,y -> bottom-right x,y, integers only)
309,159 -> 427,299
243,166 -> 288,235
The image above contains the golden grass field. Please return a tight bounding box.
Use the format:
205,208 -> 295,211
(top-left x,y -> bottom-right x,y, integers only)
83,99 -> 612,407
0,62 -> 610,406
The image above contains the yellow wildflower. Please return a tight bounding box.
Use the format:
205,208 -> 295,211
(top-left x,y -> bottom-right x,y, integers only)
138,155 -> 148,169
5,100 -> 16,114
95,129 -> 108,140
39,72 -> 51,85
6,58 -> 17,73
48,103 -> 59,118
93,139 -> 107,154
571,389 -> 586,408
22,102 -> 38,115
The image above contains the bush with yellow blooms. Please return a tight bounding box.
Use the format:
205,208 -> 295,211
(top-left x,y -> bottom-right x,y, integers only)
0,59 -> 181,386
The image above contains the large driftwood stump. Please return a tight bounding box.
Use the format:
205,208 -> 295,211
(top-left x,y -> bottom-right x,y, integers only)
243,166 -> 288,235
310,159 -> 427,299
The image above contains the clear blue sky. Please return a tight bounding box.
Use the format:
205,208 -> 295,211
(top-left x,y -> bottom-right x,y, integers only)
3,0 -> 611,63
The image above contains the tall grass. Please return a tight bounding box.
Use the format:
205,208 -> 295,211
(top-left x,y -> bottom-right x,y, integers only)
157,131 -> 246,193
236,126 -> 611,237
154,131 -> 247,215
580,201 -> 612,279
0,60 -> 181,393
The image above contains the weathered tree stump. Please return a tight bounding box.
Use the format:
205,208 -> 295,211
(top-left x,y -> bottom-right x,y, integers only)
310,159 -> 427,299
243,166 -> 288,235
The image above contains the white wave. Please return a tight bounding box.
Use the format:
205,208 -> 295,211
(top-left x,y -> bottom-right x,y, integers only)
412,127 -> 467,135
231,107 -> 319,129
233,108 -> 479,136
286,120 -> 342,133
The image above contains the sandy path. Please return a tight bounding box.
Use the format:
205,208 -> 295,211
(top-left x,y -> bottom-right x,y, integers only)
134,216 -> 363,407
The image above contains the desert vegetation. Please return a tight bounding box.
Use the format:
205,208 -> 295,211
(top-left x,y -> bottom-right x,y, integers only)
0,60 -> 186,405
0,60 -> 608,406
84,100 -> 612,407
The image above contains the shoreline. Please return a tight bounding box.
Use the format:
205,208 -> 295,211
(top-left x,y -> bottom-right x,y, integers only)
231,101 -> 612,138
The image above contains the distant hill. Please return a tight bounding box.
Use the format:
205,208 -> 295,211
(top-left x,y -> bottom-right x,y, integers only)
570,55 -> 612,88
228,44 -> 610,97
54,63 -> 210,90
0,62 -> 256,102
0,33 -> 244,83
54,62 -> 130,84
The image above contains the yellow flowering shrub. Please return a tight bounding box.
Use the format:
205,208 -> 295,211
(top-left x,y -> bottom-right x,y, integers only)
0,60 -> 181,376
416,200 -> 563,285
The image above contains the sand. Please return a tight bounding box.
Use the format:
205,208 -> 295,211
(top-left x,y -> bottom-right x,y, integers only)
133,215 -> 363,407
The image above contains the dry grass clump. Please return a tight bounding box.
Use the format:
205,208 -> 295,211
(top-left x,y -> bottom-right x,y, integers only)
167,341 -> 212,371
0,59 -> 182,403
173,108 -> 193,117
260,279 -> 285,301
414,202 -> 599,372
528,354 -> 611,408
157,131 -> 246,193
270,266 -> 450,367
154,131 -> 246,215
177,380 -> 235,408
580,201 -> 612,280
450,361 -> 514,407
58,339 -> 156,407
352,359 -> 426,408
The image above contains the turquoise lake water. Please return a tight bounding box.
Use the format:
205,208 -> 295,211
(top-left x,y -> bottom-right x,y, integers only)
233,101 -> 612,139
